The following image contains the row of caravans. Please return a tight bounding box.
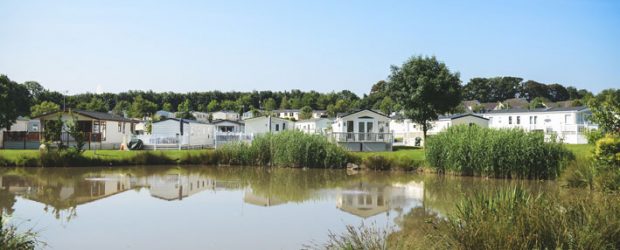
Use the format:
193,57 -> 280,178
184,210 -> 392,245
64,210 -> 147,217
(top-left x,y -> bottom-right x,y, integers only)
1,106 -> 597,152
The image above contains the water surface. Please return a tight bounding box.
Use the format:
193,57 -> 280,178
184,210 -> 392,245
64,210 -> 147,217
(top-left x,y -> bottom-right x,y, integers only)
0,166 -> 556,249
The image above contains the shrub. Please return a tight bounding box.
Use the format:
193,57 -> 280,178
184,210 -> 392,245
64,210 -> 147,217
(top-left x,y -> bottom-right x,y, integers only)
593,134 -> 620,168
585,129 -> 604,144
592,134 -> 620,191
426,125 -> 573,179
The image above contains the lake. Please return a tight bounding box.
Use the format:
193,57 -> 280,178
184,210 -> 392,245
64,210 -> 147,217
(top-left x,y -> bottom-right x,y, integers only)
0,166 -> 557,249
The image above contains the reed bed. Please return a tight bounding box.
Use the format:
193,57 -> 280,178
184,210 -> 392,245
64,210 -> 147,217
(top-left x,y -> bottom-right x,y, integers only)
426,125 -> 572,179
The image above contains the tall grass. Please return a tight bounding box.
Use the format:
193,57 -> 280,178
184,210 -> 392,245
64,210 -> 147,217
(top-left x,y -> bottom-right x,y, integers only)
207,131 -> 349,168
1,214 -> 41,250
442,187 -> 620,250
426,125 -> 573,179
305,223 -> 392,250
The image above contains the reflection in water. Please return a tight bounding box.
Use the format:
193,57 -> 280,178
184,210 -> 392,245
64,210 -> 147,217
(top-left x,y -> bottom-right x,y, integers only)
0,167 -> 555,249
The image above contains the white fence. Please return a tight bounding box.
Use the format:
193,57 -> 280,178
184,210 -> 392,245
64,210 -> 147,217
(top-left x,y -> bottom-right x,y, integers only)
214,132 -> 253,148
134,134 -> 214,150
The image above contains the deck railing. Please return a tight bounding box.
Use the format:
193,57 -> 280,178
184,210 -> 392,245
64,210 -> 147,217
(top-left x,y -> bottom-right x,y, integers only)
328,132 -> 393,143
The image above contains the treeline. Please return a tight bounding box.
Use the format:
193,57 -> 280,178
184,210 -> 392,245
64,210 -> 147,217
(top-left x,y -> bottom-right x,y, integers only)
463,76 -> 592,103
0,72 -> 593,125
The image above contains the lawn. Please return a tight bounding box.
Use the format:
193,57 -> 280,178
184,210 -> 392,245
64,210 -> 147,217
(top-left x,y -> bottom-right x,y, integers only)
0,149 -> 213,164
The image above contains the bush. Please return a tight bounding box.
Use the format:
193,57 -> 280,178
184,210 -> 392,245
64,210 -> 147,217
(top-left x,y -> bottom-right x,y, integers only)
593,134 -> 620,168
591,134 -> 620,191
426,125 -> 573,179
585,129 -> 604,144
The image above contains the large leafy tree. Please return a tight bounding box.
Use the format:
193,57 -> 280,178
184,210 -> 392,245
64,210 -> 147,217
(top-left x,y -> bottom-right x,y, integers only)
130,95 -> 157,118
387,56 -> 462,140
463,78 -> 492,102
31,101 -> 60,117
588,89 -> 620,134
299,106 -> 313,120
176,99 -> 194,119
263,98 -> 277,112
547,83 -> 570,102
0,75 -> 32,129
520,80 -> 550,101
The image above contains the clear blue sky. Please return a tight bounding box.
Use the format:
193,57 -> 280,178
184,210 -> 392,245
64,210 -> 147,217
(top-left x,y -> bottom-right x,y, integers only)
1,0 -> 618,96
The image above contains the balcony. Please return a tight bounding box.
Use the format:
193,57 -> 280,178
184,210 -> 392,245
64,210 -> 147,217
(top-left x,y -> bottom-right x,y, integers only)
329,132 -> 394,143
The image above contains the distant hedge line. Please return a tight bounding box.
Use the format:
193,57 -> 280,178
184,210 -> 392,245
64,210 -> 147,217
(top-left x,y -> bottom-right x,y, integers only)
425,125 -> 573,179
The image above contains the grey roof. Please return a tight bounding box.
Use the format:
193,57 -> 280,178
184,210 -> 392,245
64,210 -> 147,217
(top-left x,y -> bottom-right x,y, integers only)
211,119 -> 245,125
338,109 -> 389,119
438,113 -> 489,120
34,110 -> 134,122
155,118 -> 207,124
485,106 -> 588,114
296,117 -> 333,122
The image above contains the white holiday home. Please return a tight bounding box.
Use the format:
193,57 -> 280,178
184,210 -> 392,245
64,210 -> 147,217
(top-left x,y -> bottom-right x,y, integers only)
145,118 -> 214,149
330,109 -> 392,152
244,116 -> 295,134
294,118 -> 332,134
212,110 -> 240,121
390,113 -> 488,147
481,106 -> 596,144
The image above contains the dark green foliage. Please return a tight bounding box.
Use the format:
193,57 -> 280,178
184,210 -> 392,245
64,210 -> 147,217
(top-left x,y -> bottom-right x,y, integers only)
0,75 -> 32,130
426,125 -> 572,179
42,116 -> 64,148
588,89 -> 620,134
387,55 -> 462,139
66,116 -> 86,153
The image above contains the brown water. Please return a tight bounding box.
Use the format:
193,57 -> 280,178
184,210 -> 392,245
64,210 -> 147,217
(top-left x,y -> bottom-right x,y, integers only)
0,166 -> 557,249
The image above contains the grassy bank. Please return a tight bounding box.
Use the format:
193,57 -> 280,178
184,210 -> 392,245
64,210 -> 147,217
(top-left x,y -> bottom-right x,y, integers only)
351,147 -> 425,171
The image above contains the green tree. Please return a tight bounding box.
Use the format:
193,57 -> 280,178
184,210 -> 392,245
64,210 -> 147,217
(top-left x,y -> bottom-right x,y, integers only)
263,98 -> 277,112
547,83 -> 570,102
463,78 -> 492,102
387,55 -> 462,141
176,99 -> 194,119
299,106 -> 313,120
112,100 -> 131,116
520,80 -> 550,101
162,102 -> 173,112
529,97 -> 550,109
23,81 -> 46,103
220,100 -> 239,112
379,96 -> 395,115
334,99 -> 350,114
42,115 -> 64,148
81,97 -> 108,112
326,104 -> 336,117
588,89 -> 620,134
0,75 -> 32,129
280,96 -> 290,109
30,101 -> 60,117
66,114 -> 86,152
207,100 -> 219,112
130,95 -> 158,118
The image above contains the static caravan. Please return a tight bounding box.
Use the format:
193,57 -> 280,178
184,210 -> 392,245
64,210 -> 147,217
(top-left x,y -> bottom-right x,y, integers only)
330,109 -> 392,152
